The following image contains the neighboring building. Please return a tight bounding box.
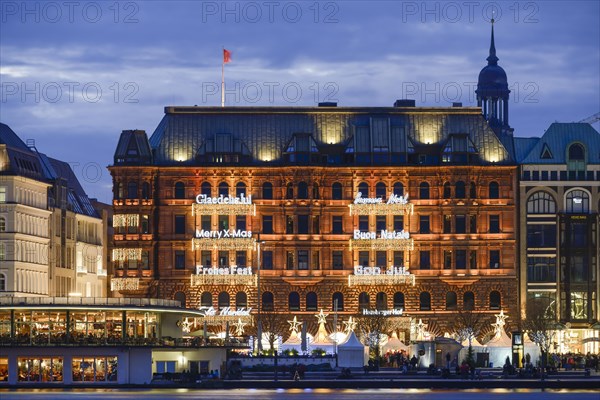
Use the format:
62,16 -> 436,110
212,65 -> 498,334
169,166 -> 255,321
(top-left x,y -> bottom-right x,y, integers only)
108,25 -> 519,340
0,123 -> 107,298
517,122 -> 600,354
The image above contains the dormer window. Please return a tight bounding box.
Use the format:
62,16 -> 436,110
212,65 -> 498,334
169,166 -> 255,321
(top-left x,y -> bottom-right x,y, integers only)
442,134 -> 478,164
284,133 -> 320,165
196,133 -> 251,164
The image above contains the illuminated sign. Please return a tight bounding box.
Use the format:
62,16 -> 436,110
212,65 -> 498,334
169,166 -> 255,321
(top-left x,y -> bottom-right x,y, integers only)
195,194 -> 252,205
195,265 -> 253,275
362,309 -> 404,316
354,192 -> 409,205
353,230 -> 410,240
198,306 -> 252,317
354,265 -> 410,276
195,229 -> 252,239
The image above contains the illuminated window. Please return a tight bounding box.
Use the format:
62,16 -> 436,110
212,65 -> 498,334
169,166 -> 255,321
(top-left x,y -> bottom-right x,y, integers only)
565,189 -> 589,214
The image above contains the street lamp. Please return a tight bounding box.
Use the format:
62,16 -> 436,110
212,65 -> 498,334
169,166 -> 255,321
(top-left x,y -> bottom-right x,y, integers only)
256,235 -> 265,355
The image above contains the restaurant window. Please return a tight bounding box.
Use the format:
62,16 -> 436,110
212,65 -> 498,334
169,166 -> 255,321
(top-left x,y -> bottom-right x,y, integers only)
236,292 -> 247,309
359,292 -> 370,310
446,291 -> 457,310
419,292 -> 431,311
262,182 -> 273,199
306,292 -> 318,311
331,182 -> 343,200
18,357 -> 64,382
393,292 -> 405,310
289,292 -> 300,311
218,292 -> 230,309
333,292 -> 344,311
174,182 -> 185,199
332,251 -> 343,270
201,292 -> 212,307
463,291 -> 475,310
262,292 -> 274,311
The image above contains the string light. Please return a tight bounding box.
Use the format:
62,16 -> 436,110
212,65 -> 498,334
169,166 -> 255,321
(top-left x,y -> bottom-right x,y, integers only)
192,237 -> 255,251
110,277 -> 140,291
112,248 -> 142,261
348,273 -> 415,287
349,203 -> 413,216
190,274 -> 257,287
349,238 -> 414,251
203,315 -> 253,326
112,214 -> 139,228
192,203 -> 256,216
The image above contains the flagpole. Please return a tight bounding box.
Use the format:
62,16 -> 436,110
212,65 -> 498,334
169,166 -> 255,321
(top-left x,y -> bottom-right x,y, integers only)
221,47 -> 225,108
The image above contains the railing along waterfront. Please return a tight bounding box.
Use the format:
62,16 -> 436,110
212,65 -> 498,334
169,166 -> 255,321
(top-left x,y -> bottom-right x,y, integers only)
0,297 -> 182,308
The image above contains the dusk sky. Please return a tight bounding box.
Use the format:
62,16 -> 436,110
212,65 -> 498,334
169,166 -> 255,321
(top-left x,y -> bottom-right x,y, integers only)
1,0 -> 599,202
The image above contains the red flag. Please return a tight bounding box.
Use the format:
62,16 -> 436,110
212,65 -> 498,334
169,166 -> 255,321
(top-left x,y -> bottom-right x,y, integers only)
223,49 -> 231,64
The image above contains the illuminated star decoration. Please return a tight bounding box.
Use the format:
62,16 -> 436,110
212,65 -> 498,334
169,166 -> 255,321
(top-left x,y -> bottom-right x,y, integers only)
181,317 -> 192,334
315,309 -> 329,325
287,316 -> 302,333
415,318 -> 427,341
233,318 -> 247,336
492,310 -> 508,338
343,316 -> 357,333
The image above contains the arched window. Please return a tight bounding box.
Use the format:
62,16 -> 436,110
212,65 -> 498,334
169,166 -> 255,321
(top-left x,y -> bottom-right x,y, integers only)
568,143 -> 585,161
527,191 -> 556,214
489,291 -> 501,310
332,292 -> 344,311
443,182 -> 451,199
200,292 -> 212,307
393,182 -> 404,196
488,182 -> 499,199
446,291 -> 457,310
393,292 -> 405,310
0,217 -> 5,232
127,181 -> 138,199
286,182 -> 294,199
463,291 -> 475,311
289,292 -> 300,311
419,292 -> 431,311
306,292 -> 318,311
201,182 -> 212,196
142,182 -> 151,200
262,182 -> 273,199
358,182 -> 369,197
236,292 -> 247,309
218,291 -> 230,309
298,182 -> 308,199
236,182 -> 246,197
218,182 -> 229,196
0,273 -> 5,291
174,182 -> 185,199
566,189 -> 590,214
470,182 -> 477,199
332,182 -> 343,200
376,182 -> 387,199
358,292 -> 370,310
174,291 -> 186,307
262,291 -> 274,311
376,292 -> 387,310
455,181 -> 465,199
313,183 -> 320,199
419,182 -> 430,199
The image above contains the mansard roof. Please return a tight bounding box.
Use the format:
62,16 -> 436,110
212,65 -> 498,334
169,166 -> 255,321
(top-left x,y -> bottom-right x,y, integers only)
114,105 -> 515,166
0,122 -> 46,180
113,129 -> 153,165
518,123 -> 600,164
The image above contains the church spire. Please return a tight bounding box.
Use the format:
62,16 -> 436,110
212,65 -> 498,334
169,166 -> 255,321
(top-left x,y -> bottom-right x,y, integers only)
486,18 -> 499,66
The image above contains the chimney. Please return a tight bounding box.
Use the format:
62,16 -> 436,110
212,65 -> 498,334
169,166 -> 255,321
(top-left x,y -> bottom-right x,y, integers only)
393,99 -> 416,107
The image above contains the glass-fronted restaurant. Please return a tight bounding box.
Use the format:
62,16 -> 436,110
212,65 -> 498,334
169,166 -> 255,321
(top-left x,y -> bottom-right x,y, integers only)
0,297 -> 246,385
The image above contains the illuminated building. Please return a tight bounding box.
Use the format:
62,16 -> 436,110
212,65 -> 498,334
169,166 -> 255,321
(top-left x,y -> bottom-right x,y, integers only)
0,123 -> 107,298
517,122 -> 600,353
